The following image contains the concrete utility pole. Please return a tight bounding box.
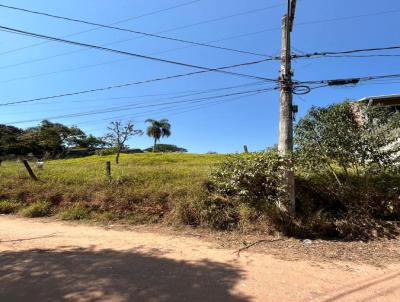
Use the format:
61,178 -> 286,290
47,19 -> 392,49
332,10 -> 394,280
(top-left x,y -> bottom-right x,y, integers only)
278,0 -> 296,212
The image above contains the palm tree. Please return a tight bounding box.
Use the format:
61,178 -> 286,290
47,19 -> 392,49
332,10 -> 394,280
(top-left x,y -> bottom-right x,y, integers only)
145,119 -> 171,152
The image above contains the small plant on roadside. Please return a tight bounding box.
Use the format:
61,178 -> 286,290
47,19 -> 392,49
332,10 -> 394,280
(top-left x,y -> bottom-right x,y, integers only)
92,211 -> 115,223
202,151 -> 290,230
20,200 -> 52,218
59,204 -> 90,220
0,200 -> 21,214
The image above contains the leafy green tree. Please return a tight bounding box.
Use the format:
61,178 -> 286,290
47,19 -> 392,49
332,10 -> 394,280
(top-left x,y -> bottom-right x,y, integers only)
294,102 -> 400,239
295,102 -> 400,181
105,121 -> 143,164
143,144 -> 187,153
74,134 -> 106,150
145,119 -> 171,152
0,124 -> 24,160
24,120 -> 85,157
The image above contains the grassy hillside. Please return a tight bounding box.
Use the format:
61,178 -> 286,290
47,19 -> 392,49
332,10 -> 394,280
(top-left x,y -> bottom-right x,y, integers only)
0,153 -> 224,223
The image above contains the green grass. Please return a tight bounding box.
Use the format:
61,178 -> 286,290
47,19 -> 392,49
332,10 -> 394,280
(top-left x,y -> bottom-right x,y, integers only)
0,200 -> 20,214
0,153 -> 225,223
19,201 -> 51,218
59,204 -> 90,220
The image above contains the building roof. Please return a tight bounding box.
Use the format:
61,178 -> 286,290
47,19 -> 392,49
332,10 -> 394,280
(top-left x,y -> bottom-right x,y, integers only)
357,94 -> 400,106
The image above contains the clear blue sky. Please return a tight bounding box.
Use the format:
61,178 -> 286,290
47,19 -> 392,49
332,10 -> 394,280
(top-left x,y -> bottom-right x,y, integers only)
1,0 -> 399,153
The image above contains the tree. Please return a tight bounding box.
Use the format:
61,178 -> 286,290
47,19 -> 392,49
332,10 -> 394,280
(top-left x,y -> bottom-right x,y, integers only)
74,134 -> 106,150
295,102 -> 400,180
0,125 -> 24,162
145,119 -> 171,152
143,144 -> 187,153
105,121 -> 143,164
23,120 -> 86,157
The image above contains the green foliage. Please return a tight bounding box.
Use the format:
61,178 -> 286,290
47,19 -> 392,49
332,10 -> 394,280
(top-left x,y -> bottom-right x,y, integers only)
0,125 -> 25,157
145,119 -> 171,152
0,153 -> 223,224
295,102 -> 400,176
294,102 -> 400,239
0,120 -> 95,158
74,134 -> 106,150
59,204 -> 90,220
20,201 -> 51,218
104,121 -> 143,164
209,151 -> 289,209
95,148 -> 117,156
143,144 -> 187,153
202,151 -> 290,230
0,200 -> 20,214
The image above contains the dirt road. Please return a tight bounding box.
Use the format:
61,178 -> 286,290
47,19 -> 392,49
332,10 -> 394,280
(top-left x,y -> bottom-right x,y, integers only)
0,216 -> 399,302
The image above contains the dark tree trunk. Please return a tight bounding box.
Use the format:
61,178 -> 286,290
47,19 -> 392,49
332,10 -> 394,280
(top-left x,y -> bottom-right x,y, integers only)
153,138 -> 157,152
115,148 -> 121,164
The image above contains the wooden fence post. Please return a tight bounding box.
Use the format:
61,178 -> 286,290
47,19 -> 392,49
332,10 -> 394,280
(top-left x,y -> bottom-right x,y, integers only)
106,161 -> 111,181
243,145 -> 249,153
22,160 -> 38,181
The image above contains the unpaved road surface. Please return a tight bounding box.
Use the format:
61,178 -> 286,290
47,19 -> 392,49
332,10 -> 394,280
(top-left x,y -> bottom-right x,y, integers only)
1,216 -> 399,302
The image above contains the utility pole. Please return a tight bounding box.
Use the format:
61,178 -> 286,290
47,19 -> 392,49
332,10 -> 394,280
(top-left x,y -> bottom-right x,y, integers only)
278,0 -> 296,212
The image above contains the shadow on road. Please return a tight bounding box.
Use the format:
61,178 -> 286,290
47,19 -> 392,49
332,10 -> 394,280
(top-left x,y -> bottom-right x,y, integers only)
0,247 -> 250,302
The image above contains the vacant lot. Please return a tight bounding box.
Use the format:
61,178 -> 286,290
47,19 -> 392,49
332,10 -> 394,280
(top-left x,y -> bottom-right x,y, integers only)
0,153 -> 223,223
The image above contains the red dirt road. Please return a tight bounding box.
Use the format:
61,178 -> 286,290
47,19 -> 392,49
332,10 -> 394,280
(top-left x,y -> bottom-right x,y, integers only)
0,216 -> 399,302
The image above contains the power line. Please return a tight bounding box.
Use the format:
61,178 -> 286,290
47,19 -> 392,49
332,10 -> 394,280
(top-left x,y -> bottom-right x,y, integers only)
296,73 -> 400,86
0,0 -> 202,56
0,59 -> 276,106
0,2 -> 283,57
293,45 -> 400,58
296,7 -> 400,27
298,54 -> 400,59
0,25 -> 273,82
0,3 -> 273,58
77,90 -> 268,127
25,81 -> 266,108
7,87 -> 276,124
1,5 -> 397,74
0,29 -> 281,85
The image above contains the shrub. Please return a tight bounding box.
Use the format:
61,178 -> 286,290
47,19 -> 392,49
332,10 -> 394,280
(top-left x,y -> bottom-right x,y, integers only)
20,201 -> 51,217
59,204 -> 90,220
202,151 -> 289,230
294,102 -> 400,239
0,200 -> 20,214
95,148 -> 117,156
143,144 -> 187,153
92,211 -> 115,223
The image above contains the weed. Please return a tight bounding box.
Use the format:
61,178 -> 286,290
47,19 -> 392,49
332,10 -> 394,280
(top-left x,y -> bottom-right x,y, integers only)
0,200 -> 20,214
59,204 -> 90,220
20,201 -> 51,218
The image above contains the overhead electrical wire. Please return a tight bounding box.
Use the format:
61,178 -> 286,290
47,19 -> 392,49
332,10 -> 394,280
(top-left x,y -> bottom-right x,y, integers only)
77,90 -> 267,127
0,3 -> 274,58
0,58 -> 277,106
1,7 -> 397,78
0,0 -> 202,56
0,29 -> 281,85
0,2 -> 283,57
25,81 -> 266,109
7,87 -> 276,124
296,73 -> 400,86
296,8 -> 400,27
0,25 -> 273,83
293,45 -> 400,59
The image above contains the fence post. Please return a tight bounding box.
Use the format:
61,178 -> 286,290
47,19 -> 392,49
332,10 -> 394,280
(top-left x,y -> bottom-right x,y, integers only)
243,145 -> 249,153
106,161 -> 111,181
22,160 -> 38,181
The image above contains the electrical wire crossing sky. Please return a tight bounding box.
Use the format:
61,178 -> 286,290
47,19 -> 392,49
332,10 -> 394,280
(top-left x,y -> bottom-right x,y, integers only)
0,0 -> 399,153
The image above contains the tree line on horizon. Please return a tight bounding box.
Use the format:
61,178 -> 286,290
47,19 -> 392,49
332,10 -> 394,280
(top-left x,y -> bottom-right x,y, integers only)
0,118 -> 185,161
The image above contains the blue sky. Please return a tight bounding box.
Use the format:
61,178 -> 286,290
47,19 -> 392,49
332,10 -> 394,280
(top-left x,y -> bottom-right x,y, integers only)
0,0 -> 399,153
